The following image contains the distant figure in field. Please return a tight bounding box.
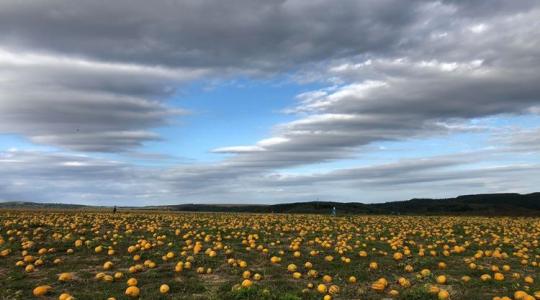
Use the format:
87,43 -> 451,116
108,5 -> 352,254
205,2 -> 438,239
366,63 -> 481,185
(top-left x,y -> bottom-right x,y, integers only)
332,206 -> 336,216
113,206 -> 117,214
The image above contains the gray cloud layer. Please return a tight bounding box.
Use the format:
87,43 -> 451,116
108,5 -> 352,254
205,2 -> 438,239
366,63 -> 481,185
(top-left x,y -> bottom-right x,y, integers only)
209,2 -> 540,172
0,49 -> 205,151
0,0 -> 423,70
1,0 -> 539,203
1,148 -> 537,205
2,0 -> 539,154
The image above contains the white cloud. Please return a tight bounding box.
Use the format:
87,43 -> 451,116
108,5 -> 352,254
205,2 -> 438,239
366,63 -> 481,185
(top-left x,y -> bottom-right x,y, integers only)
212,146 -> 265,154
469,23 -> 488,33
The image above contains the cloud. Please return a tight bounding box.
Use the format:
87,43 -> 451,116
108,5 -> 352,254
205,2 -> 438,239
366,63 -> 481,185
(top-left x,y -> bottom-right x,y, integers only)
2,0 -> 539,155
1,0 -> 540,204
209,4 -> 540,172
0,49 -> 204,152
0,0 -> 424,72
492,127 -> 540,153
2,148 -> 537,205
0,149 -> 133,204
103,0 -> 540,200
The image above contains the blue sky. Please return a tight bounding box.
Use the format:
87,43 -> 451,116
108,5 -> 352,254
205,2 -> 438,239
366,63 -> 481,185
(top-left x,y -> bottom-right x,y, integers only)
147,78 -> 311,162
0,0 -> 539,205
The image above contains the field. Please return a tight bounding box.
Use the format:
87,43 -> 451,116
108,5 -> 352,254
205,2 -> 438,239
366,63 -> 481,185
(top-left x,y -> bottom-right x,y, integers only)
0,211 -> 539,300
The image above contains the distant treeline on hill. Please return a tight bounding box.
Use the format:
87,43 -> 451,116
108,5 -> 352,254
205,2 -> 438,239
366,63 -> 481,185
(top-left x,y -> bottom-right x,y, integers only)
163,193 -> 540,216
1,192 -> 539,216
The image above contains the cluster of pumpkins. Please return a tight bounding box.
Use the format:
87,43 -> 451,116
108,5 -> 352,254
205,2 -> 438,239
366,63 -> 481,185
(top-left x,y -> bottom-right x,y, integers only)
0,211 -> 539,299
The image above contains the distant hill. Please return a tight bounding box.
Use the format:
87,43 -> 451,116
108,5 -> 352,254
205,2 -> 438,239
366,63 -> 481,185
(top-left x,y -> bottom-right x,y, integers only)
369,192 -> 540,216
1,192 -> 540,215
163,193 -> 540,216
0,201 -> 90,209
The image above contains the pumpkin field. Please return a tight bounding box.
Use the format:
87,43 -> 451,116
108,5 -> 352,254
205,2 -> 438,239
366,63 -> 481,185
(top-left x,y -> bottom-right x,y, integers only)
0,211 -> 539,300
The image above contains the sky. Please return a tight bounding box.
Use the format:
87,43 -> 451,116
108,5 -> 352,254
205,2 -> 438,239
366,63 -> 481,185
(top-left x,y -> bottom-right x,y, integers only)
1,0 -> 540,206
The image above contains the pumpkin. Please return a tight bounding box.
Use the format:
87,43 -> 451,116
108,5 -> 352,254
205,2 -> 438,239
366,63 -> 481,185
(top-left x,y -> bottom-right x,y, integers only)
514,291 -> 527,300
287,264 -> 297,272
371,281 -> 385,292
125,286 -> 140,297
33,285 -> 52,297
436,275 -> 447,284
58,293 -> 74,300
398,277 -> 411,288
241,279 -> 252,288
103,261 -> 113,270
127,277 -> 138,286
58,272 -> 73,281
159,284 -> 170,294
438,289 -> 450,300
428,285 -> 440,294
328,285 -> 339,295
